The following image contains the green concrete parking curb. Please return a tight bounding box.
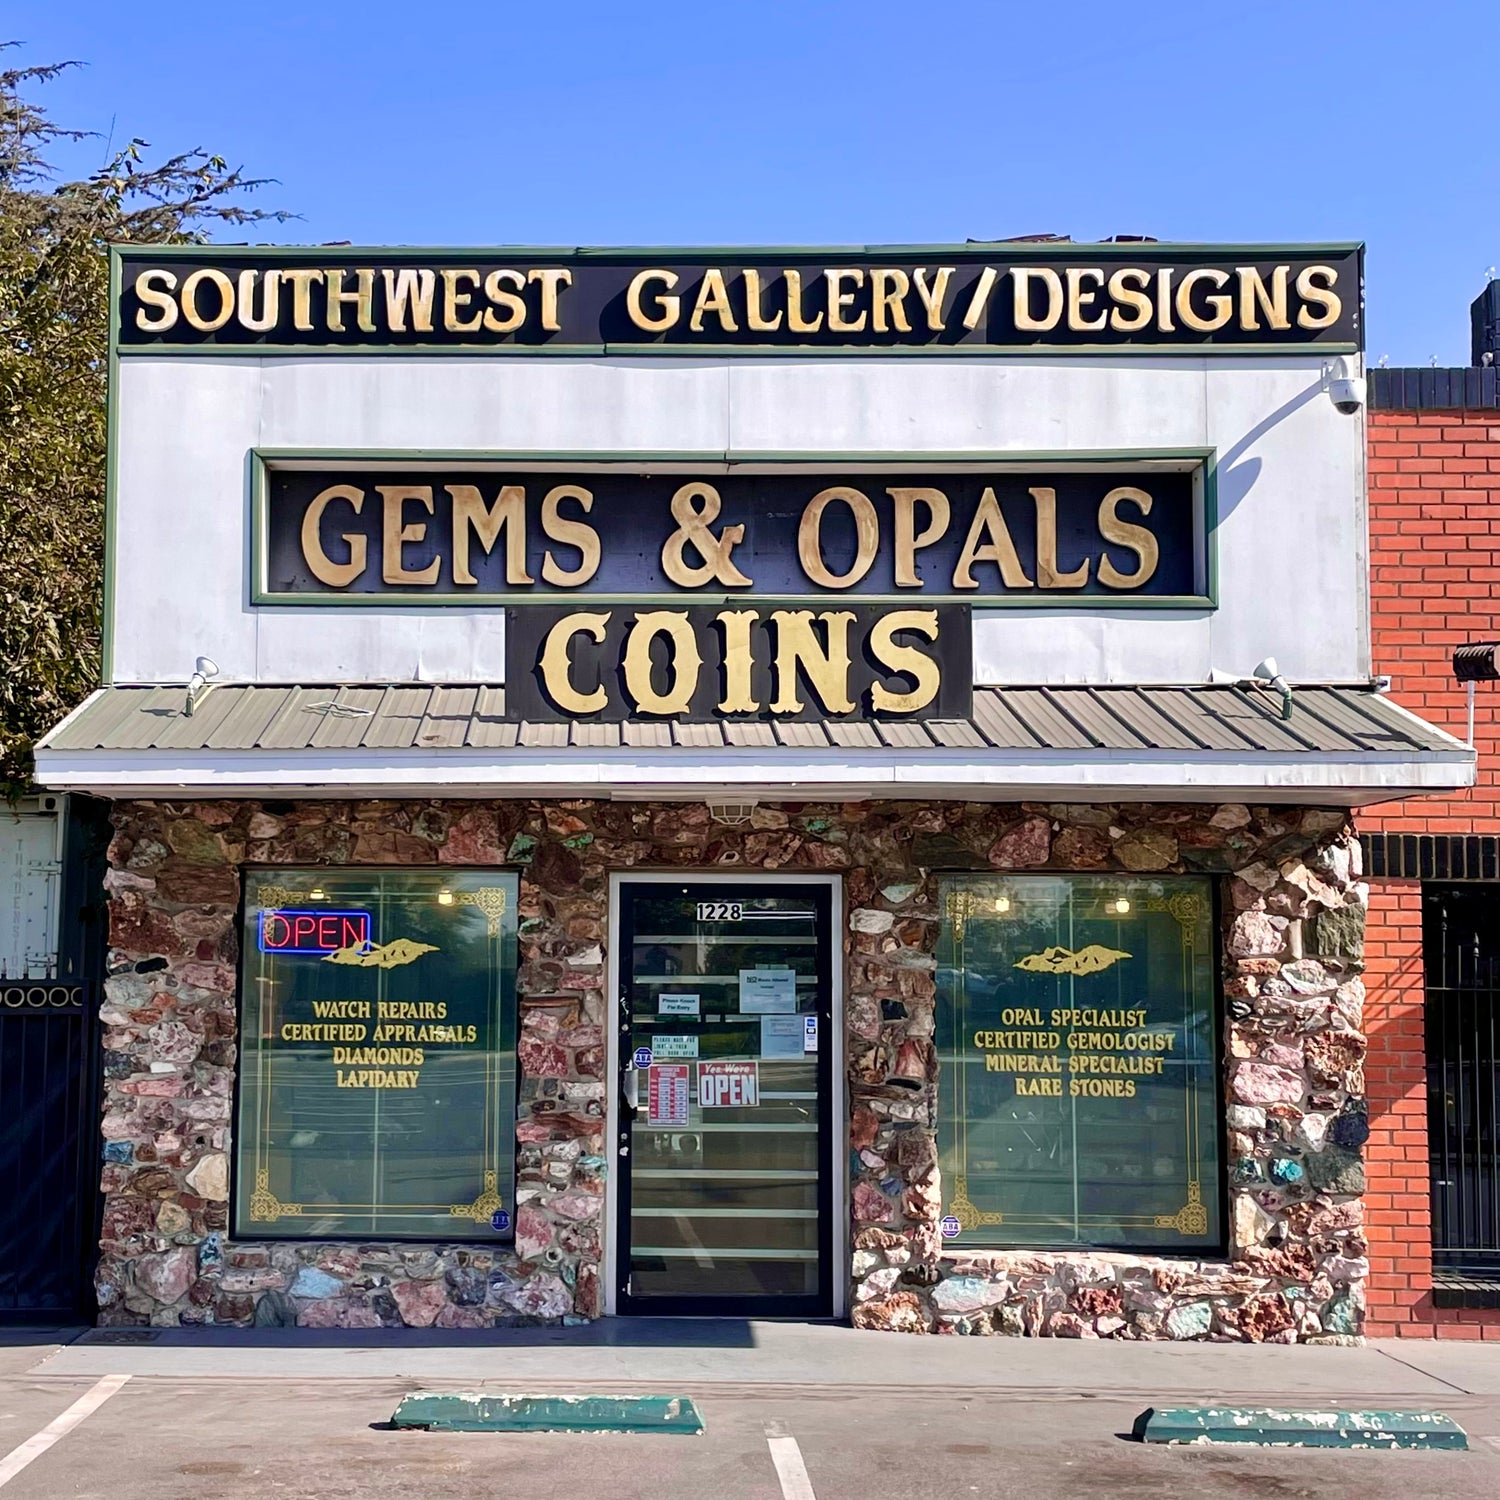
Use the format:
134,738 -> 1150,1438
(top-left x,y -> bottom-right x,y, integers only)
390,1392 -> 705,1434
1132,1406 -> 1468,1450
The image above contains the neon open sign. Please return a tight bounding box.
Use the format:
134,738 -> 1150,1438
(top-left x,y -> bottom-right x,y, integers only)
258,909 -> 372,955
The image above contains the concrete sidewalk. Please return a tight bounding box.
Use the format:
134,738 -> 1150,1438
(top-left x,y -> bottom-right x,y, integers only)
9,1321 -> 1500,1401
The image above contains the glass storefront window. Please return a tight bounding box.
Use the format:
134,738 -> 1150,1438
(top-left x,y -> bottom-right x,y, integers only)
234,868 -> 518,1241
936,874 -> 1221,1252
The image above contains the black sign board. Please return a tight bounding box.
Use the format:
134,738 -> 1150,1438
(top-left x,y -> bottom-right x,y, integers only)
260,466 -> 1204,606
118,244 -> 1362,352
504,604 -> 973,723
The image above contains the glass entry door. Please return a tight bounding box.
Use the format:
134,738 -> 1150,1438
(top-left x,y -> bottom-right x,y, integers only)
615,878 -> 835,1317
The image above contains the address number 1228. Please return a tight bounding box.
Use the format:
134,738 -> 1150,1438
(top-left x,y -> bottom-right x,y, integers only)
695,901 -> 743,922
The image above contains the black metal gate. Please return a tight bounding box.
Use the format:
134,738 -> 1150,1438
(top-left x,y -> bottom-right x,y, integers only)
0,980 -> 100,1319
1426,885 -> 1500,1277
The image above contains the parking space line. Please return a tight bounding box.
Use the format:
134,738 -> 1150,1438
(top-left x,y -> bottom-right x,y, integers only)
0,1375 -> 131,1489
764,1421 -> 816,1500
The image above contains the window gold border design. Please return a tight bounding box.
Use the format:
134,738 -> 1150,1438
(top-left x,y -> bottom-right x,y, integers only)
941,878 -> 1213,1241
242,873 -> 514,1231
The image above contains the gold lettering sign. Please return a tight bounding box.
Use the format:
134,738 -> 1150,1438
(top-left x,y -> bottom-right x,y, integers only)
505,604 -> 971,723
270,467 -> 1204,605
123,249 -> 1361,350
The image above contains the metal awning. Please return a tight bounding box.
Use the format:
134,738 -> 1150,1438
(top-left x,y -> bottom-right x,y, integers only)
35,682 -> 1474,807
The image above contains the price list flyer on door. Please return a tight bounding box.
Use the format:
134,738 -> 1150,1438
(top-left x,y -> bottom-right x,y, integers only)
647,1063 -> 690,1127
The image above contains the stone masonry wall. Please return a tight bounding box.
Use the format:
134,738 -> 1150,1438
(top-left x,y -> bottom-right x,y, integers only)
99,797 -> 1366,1337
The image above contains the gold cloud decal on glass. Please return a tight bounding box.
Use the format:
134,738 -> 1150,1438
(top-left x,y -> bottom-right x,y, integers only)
322,938 -> 438,969
1013,944 -> 1131,976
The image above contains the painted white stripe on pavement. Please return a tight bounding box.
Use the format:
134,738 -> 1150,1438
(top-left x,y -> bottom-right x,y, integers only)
765,1422 -> 817,1500
0,1374 -> 131,1489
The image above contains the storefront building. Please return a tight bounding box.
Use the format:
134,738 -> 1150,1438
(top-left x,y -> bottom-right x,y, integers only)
34,242 -> 1474,1336
1360,341 -> 1500,1338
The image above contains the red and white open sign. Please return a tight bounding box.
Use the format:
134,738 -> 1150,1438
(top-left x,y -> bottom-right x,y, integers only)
697,1060 -> 759,1108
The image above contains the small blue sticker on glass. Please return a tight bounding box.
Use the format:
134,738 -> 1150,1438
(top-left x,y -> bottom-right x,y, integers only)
633,1046 -> 653,1068
940,1215 -> 962,1239
491,1209 -> 511,1232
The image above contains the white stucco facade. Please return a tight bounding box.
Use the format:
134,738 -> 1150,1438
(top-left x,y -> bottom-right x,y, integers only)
108,352 -> 1368,689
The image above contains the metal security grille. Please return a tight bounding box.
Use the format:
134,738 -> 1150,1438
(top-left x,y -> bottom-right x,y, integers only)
1425,887 -> 1500,1277
0,980 -> 100,1319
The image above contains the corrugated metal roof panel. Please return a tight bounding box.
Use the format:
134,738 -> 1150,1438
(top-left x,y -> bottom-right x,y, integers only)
970,690 -> 1040,750
307,687 -> 387,749
257,687 -> 338,750
928,719 -> 986,749
826,722 -> 880,748
361,686 -> 432,750
467,687 -> 514,748
1143,689 -> 1259,752
518,721 -> 569,748
876,721 -> 933,749
1044,688 -> 1150,751
1088,688 -> 1204,752
149,684 -> 240,750
211,685 -> 295,750
1006,689 -> 1101,750
572,721 -> 620,748
1295,687 -> 1437,752
776,722 -> 829,748
622,721 -> 671,747
38,683 -> 1467,769
725,723 -> 776,748
415,685 -> 478,749
107,687 -> 192,750
1273,692 -> 1369,754
1189,687 -> 1318,753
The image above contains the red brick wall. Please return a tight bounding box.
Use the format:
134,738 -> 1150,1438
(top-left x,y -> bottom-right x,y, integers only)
1363,408 -> 1500,1337
1363,410 -> 1500,833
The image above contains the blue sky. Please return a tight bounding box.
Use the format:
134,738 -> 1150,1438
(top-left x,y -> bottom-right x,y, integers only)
9,1 -> 1496,365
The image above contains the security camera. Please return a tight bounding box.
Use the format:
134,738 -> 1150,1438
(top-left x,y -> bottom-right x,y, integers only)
1323,355 -> 1365,416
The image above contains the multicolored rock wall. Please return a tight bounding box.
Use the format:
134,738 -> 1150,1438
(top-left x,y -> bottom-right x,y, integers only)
98,797 -> 1366,1338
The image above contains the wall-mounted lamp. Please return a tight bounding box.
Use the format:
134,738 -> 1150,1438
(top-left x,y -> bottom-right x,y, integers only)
1210,657 -> 1293,721
308,886 -> 326,902
992,895 -> 1012,914
185,655 -> 219,717
1111,897 -> 1132,915
437,888 -> 455,906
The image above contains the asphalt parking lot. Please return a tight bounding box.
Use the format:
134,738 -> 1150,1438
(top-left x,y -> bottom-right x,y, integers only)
4,1328 -> 1500,1500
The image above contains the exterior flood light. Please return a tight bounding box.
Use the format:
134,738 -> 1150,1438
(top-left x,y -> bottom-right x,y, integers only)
184,655 -> 219,717
1452,643 -> 1500,682
1451,641 -> 1500,746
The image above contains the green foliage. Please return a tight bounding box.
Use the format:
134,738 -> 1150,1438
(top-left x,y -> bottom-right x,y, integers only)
0,49 -> 288,797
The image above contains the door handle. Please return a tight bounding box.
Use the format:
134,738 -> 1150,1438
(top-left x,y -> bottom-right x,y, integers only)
623,1067 -> 640,1111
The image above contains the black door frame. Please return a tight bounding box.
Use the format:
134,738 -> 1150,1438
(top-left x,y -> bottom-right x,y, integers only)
608,872 -> 843,1319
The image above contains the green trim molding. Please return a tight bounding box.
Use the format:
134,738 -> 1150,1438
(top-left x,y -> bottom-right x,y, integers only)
248,447 -> 1219,612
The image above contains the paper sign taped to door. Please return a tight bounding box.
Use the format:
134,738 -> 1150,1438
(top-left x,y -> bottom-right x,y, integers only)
647,1063 -> 690,1127
658,993 -> 700,1016
652,1034 -> 699,1059
698,1060 -> 759,1108
739,968 -> 798,1013
760,1014 -> 805,1059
